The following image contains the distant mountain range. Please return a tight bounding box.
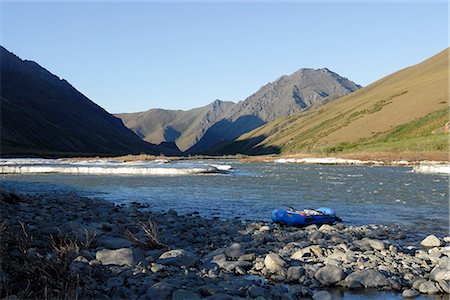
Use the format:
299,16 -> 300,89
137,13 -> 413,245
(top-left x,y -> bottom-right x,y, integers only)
3,44 -> 446,159
0,46 -> 176,157
219,48 -> 449,156
117,68 -> 360,153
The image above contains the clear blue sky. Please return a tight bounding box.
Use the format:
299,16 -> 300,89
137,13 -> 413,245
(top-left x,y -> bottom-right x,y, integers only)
1,1 -> 448,113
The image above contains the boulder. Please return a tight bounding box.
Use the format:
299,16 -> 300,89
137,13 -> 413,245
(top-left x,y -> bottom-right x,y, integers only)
345,269 -> 389,288
95,248 -> 142,266
158,249 -> 197,267
354,238 -> 385,250
314,265 -> 344,285
287,266 -> 305,282
420,235 -> 442,248
312,290 -> 333,300
319,224 -> 335,233
146,282 -> 174,300
248,285 -> 265,298
225,243 -> 244,259
171,289 -> 201,300
402,289 -> 419,298
418,281 -> 440,294
264,252 -> 285,272
430,265 -> 450,282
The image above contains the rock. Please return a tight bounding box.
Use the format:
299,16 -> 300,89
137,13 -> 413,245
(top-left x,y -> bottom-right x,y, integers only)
354,238 -> 385,250
420,235 -> 442,248
345,269 -> 389,288
412,279 -> 427,290
96,248 -> 142,266
171,289 -> 201,300
312,290 -> 333,300
291,245 -> 323,259
287,266 -> 305,282
438,280 -> 449,293
314,265 -> 344,285
146,282 -> 174,300
248,285 -> 265,298
418,281 -> 440,294
225,243 -> 244,259
430,265 -> 450,282
259,225 -> 271,232
319,224 -> 334,233
158,249 -> 197,267
238,253 -> 256,261
402,289 -> 419,298
264,252 -> 285,272
444,237 -> 450,243
106,276 -> 124,288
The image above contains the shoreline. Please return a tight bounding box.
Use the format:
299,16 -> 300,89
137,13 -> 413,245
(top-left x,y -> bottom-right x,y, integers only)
1,191 -> 448,299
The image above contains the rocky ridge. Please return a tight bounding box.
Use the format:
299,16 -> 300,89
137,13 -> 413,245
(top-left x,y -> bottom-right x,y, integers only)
117,68 -> 360,154
1,191 -> 448,299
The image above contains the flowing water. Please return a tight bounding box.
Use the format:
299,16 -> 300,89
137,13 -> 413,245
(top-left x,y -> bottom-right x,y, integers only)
1,160 -> 448,240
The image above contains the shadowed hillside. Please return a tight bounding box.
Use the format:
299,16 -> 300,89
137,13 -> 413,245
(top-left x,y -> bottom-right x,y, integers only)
222,48 -> 449,156
0,46 -> 175,157
117,99 -> 236,152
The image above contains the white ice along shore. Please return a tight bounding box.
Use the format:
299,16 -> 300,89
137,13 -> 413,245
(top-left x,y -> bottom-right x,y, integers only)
274,157 -> 384,165
413,164 -> 450,175
0,158 -> 224,175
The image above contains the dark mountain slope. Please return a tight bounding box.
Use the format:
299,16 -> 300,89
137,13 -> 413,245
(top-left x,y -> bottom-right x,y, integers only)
0,46 -> 173,157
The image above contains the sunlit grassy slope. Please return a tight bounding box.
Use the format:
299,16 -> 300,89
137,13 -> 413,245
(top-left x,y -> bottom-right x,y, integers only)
228,48 -> 449,157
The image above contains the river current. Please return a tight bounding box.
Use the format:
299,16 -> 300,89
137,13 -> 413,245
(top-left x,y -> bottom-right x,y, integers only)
1,160 -> 448,240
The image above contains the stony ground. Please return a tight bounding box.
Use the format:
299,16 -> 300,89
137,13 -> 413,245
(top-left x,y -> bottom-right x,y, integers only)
0,191 -> 449,300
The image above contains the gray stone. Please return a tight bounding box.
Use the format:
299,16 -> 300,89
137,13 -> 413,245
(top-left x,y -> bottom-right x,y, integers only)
315,265 -> 344,285
345,269 -> 389,288
259,225 -> 271,232
319,224 -> 335,233
430,265 -> 450,282
106,276 -> 124,288
355,238 -> 385,250
146,282 -> 174,300
158,249 -> 197,267
438,280 -> 449,293
402,289 -> 419,298
291,245 -> 323,259
418,281 -> 440,294
312,290 -> 333,300
412,279 -> 427,290
238,253 -> 256,261
287,266 -> 305,282
264,252 -> 285,272
420,235 -> 442,248
96,248 -> 142,266
225,243 -> 244,259
171,289 -> 201,300
248,285 -> 265,298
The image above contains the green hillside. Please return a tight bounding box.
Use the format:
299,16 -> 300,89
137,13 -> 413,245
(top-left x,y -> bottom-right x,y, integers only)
221,48 -> 449,159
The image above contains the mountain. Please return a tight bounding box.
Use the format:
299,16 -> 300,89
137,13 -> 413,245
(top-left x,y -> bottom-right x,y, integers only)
0,46 -> 174,157
116,99 -> 236,152
220,48 -> 449,156
118,68 -> 360,153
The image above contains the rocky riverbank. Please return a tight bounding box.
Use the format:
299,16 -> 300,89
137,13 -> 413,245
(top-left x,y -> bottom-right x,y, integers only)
0,191 -> 449,299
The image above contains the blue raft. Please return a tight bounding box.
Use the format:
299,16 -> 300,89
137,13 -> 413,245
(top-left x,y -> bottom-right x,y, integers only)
271,207 -> 341,226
